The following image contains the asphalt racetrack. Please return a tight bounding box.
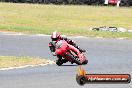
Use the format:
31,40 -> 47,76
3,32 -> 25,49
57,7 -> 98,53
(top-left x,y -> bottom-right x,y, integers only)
0,33 -> 132,88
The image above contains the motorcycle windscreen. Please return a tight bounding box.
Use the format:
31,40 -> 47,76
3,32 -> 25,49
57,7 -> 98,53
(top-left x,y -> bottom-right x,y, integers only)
56,40 -> 68,55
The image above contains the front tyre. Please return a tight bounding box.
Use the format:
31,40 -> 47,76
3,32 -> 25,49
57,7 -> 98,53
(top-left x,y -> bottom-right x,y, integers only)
83,60 -> 88,65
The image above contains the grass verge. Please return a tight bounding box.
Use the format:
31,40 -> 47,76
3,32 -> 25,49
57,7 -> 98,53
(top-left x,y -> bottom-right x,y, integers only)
0,56 -> 50,68
0,3 -> 132,38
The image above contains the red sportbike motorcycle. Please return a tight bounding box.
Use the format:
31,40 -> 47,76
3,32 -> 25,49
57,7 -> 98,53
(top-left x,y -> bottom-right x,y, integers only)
52,40 -> 88,66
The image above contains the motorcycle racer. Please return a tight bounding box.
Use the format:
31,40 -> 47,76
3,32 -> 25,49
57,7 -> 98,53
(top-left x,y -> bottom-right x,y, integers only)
49,31 -> 86,56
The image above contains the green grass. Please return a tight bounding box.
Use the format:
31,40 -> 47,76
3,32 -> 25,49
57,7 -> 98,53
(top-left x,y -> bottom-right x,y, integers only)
0,2 -> 132,38
0,56 -> 49,68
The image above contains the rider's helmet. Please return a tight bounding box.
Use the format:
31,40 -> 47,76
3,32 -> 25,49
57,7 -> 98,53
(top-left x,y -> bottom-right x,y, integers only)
51,31 -> 60,41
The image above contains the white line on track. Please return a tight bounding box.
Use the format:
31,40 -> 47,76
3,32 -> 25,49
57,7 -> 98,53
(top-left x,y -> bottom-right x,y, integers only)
0,32 -> 131,40
0,60 -> 55,71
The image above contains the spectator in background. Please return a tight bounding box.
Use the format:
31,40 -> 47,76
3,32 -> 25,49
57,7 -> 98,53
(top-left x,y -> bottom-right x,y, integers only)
104,0 -> 109,5
117,0 -> 121,7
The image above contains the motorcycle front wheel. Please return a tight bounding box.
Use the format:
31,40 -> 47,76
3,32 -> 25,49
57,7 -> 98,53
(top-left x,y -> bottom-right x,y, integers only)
83,60 -> 88,65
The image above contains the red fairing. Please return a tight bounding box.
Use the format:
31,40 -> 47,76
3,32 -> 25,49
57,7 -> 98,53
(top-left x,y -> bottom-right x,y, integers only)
55,40 -> 86,64
78,54 -> 85,63
56,41 -> 68,55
